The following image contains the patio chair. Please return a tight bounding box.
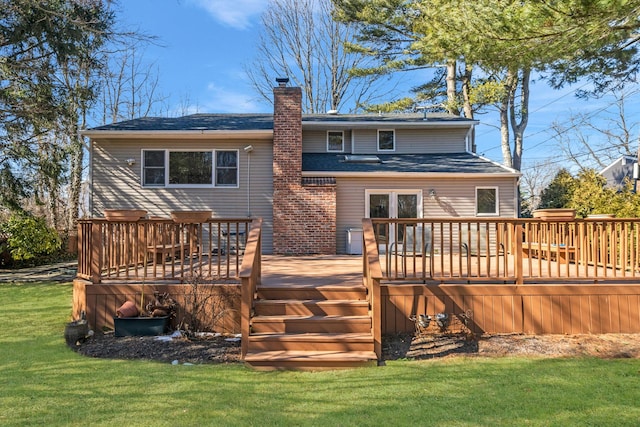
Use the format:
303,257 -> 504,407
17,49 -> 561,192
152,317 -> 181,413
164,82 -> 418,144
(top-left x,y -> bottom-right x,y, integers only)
460,223 -> 506,277
387,225 -> 432,278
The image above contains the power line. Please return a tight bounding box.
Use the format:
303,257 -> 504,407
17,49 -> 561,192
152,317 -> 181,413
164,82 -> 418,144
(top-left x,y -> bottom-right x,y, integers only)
476,86 -> 640,160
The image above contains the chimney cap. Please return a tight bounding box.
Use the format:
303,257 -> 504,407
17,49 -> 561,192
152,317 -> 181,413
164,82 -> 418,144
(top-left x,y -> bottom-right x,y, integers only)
275,77 -> 289,87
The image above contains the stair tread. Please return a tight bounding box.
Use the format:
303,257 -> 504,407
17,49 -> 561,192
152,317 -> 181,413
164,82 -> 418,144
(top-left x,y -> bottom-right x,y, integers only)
252,315 -> 370,322
250,332 -> 373,341
258,284 -> 365,289
244,350 -> 378,362
254,299 -> 368,305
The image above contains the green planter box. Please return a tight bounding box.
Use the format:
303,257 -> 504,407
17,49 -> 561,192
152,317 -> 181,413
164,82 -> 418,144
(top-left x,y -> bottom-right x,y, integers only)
113,316 -> 169,337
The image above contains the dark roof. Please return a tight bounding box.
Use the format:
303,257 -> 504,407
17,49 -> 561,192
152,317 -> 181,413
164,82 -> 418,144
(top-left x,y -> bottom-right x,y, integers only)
303,113 -> 474,124
88,112 -> 473,132
89,114 -> 274,132
302,152 -> 515,174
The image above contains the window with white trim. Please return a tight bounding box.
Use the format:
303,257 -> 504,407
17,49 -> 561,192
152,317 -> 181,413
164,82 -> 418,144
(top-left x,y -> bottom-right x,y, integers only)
327,131 -> 344,152
476,187 -> 498,216
377,129 -> 395,151
142,150 -> 165,186
169,151 -> 212,185
215,150 -> 238,186
141,149 -> 238,188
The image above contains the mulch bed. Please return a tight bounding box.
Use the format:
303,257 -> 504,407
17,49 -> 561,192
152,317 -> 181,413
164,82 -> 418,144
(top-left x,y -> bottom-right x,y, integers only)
73,330 -> 640,364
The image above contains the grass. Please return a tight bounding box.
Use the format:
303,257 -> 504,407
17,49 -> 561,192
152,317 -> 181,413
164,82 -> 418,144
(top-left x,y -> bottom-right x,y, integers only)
2,283 -> 640,427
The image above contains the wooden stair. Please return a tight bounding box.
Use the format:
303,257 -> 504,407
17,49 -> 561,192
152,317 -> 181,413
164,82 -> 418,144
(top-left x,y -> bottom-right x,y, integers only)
244,284 -> 378,370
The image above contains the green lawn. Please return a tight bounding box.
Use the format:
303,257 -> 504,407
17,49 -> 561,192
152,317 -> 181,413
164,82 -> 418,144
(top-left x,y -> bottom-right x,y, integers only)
2,282 -> 640,427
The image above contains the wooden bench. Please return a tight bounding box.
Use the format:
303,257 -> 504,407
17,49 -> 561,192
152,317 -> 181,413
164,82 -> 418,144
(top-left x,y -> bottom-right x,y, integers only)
522,242 -> 576,263
147,244 -> 190,264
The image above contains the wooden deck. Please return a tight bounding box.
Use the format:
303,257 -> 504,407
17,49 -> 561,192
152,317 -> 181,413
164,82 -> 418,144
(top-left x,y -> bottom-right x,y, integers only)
73,215 -> 640,369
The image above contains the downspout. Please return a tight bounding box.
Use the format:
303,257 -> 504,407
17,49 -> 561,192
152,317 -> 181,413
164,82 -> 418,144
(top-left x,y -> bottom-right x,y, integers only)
78,131 -> 93,217
244,145 -> 254,217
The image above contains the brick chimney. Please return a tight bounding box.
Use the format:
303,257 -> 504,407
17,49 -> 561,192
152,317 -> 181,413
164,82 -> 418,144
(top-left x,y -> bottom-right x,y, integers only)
272,78 -> 336,255
273,78 -> 302,191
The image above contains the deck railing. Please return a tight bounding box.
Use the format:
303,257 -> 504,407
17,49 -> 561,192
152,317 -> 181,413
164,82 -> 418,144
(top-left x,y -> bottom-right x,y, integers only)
239,218 -> 263,358
362,219 -> 382,360
77,217 -> 254,283
367,217 -> 640,284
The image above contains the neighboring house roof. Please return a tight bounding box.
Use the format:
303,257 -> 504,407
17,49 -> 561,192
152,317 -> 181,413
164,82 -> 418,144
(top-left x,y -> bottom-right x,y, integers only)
600,155 -> 637,188
302,152 -> 518,177
84,112 -> 475,134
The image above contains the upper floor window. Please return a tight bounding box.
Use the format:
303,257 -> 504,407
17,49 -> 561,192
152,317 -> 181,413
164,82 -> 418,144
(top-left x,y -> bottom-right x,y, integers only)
327,131 -> 344,152
476,187 -> 498,216
378,129 -> 395,151
142,149 -> 238,188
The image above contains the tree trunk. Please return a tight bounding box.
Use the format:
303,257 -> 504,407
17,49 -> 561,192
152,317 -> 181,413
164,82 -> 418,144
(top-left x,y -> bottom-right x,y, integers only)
509,68 -> 530,172
460,65 -> 475,152
445,60 -> 460,115
499,77 -> 513,169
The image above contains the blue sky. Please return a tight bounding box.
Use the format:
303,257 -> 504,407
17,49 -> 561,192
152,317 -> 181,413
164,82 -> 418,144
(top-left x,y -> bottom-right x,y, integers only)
116,0 -> 639,169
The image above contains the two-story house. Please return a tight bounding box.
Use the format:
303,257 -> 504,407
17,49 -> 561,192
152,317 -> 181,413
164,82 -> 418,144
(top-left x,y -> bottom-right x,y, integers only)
82,80 -> 520,255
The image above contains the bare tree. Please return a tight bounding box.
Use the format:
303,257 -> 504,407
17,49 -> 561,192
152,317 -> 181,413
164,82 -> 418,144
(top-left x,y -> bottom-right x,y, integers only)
245,0 -> 395,113
520,160 -> 559,216
550,90 -> 640,170
94,44 -> 167,124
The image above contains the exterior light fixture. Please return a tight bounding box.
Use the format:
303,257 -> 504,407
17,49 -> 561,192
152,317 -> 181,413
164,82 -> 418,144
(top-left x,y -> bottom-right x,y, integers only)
429,189 -> 437,199
125,158 -> 136,166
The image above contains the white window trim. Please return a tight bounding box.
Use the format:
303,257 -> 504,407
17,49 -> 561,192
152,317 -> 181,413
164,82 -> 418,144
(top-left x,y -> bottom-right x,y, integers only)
364,189 -> 423,218
377,129 -> 395,152
326,130 -> 344,152
141,149 -> 166,188
140,149 -> 239,189
214,149 -> 240,188
475,186 -> 499,216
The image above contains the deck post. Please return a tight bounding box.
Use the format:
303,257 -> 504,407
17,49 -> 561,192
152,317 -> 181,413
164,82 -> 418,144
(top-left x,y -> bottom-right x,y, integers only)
362,219 -> 383,361
239,218 -> 263,358
90,222 -> 103,284
514,222 -> 524,285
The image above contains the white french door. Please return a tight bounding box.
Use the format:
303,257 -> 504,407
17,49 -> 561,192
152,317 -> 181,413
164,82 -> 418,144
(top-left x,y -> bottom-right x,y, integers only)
366,190 -> 422,249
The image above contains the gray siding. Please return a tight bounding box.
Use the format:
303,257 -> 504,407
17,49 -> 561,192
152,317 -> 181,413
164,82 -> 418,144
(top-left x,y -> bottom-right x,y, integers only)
352,128 -> 468,154
91,138 -> 274,252
303,127 -> 468,154
303,129 -> 353,153
335,176 -> 518,254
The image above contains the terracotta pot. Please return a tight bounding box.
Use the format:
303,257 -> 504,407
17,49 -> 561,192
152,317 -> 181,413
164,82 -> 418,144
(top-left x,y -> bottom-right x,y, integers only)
104,209 -> 147,222
532,208 -> 576,221
116,300 -> 139,318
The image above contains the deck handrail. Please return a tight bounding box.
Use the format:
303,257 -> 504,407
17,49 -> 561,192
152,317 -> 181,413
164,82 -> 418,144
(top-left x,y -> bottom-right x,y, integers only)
239,218 -> 263,358
362,219 -> 382,361
368,217 -> 640,285
77,217 -> 253,283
